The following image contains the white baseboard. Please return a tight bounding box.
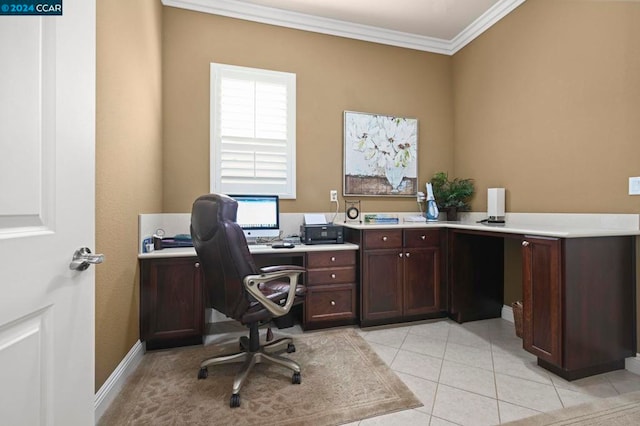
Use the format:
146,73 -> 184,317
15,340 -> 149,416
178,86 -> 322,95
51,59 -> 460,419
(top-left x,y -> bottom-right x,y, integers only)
626,354 -> 640,375
501,304 -> 514,323
94,340 -> 144,423
206,307 -> 230,323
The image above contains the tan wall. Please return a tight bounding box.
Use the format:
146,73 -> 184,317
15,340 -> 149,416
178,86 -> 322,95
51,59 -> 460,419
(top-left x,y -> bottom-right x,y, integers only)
453,0 -> 640,339
96,0 -> 163,391
161,7 -> 454,214
94,1 -> 640,391
452,0 -> 640,213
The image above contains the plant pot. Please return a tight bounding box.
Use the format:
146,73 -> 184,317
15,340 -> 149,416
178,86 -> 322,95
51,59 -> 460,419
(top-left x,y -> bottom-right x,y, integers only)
445,207 -> 458,221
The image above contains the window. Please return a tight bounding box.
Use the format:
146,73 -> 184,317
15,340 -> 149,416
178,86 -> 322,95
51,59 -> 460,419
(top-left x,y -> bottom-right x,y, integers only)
210,63 -> 296,198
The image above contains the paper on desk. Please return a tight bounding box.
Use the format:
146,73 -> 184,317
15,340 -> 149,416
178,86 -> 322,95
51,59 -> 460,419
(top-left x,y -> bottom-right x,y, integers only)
304,213 -> 327,225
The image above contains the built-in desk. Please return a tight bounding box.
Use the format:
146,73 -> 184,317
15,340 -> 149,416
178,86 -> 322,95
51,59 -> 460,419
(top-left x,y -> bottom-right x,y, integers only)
138,243 -> 359,349
343,217 -> 639,380
138,213 -> 639,380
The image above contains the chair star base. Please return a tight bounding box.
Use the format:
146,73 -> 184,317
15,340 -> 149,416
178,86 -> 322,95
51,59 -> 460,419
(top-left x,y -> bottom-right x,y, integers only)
197,323 -> 301,408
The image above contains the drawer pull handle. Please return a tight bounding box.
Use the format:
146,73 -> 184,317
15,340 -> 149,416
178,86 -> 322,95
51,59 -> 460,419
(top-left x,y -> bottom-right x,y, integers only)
522,241 -> 530,247
330,273 -> 336,279
194,262 -> 200,268
421,235 -> 426,240
382,236 -> 388,241
330,300 -> 336,306
330,256 -> 336,262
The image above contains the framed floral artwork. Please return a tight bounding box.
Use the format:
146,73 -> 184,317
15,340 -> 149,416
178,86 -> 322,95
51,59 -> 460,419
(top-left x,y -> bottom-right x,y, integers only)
343,111 -> 418,197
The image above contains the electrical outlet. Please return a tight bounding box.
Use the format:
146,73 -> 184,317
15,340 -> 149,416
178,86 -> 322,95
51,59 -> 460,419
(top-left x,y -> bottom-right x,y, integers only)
629,177 -> 640,195
330,190 -> 338,202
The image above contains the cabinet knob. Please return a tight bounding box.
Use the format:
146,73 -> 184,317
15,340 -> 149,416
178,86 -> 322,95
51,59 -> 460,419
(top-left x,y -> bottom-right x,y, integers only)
420,235 -> 426,240
330,273 -> 336,279
522,241 -> 530,247
382,236 -> 388,241
406,252 -> 411,258
330,300 -> 336,306
398,253 -> 403,258
330,256 -> 336,262
194,262 -> 200,268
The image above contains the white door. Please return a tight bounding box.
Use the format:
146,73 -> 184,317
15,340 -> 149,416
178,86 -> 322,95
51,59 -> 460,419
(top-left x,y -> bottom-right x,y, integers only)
0,0 -> 97,424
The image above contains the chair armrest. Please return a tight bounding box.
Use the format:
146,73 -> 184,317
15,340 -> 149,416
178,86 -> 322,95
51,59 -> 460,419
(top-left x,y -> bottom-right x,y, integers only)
243,268 -> 305,318
260,265 -> 306,274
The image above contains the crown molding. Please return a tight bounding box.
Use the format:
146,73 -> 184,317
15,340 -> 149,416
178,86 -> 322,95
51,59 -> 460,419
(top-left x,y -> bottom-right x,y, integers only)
161,0 -> 526,55
450,0 -> 527,54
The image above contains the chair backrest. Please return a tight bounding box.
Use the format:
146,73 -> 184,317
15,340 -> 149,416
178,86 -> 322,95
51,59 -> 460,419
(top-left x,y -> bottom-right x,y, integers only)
190,193 -> 259,321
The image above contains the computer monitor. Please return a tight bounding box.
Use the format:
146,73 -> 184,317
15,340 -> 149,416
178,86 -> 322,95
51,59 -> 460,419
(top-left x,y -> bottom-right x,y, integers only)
229,194 -> 280,241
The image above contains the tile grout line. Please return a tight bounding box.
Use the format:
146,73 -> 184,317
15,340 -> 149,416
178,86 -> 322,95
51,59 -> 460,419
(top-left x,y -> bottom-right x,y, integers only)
395,327 -> 432,424
490,330 -> 504,424
385,330 -> 405,369
427,323 -> 451,425
604,372 -> 623,396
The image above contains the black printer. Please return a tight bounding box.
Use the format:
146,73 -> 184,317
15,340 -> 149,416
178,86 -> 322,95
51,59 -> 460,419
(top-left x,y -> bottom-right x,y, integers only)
300,224 -> 344,245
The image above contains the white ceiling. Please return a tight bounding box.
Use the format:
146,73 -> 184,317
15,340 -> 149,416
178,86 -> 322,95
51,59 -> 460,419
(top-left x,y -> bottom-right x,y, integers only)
237,0 -> 502,40
162,0 -> 527,54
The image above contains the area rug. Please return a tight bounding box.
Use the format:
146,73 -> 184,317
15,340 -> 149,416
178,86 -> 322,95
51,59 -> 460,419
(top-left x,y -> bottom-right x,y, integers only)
99,328 -> 422,425
505,390 -> 640,425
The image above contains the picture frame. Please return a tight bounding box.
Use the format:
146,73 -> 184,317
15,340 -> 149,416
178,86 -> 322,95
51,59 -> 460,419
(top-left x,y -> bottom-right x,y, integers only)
343,111 -> 418,197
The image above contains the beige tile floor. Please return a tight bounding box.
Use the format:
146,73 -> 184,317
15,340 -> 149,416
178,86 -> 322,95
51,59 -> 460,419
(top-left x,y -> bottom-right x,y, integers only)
207,317 -> 640,425
347,318 -> 640,425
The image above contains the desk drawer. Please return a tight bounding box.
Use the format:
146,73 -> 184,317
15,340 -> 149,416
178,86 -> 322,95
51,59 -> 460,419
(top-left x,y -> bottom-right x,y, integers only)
307,250 -> 355,268
306,284 -> 356,322
404,229 -> 441,248
364,230 -> 402,250
306,266 -> 356,286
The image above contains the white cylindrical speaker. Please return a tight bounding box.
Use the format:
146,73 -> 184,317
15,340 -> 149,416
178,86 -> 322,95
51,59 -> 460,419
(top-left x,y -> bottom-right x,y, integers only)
487,188 -> 505,219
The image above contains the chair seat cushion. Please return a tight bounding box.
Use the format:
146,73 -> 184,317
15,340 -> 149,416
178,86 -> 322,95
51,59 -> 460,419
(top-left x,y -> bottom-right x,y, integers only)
242,281 -> 305,324
260,281 -> 306,298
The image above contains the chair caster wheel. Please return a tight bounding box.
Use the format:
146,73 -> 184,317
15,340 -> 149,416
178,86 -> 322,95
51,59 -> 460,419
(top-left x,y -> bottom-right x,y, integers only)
286,343 -> 296,353
292,371 -> 301,384
230,393 -> 241,408
197,367 -> 208,380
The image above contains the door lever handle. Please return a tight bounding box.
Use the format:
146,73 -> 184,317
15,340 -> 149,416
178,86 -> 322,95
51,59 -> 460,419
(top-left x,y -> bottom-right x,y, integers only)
70,247 -> 105,271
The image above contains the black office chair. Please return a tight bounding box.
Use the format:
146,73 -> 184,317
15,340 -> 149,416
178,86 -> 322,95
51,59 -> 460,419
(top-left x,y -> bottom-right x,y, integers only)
190,193 -> 306,408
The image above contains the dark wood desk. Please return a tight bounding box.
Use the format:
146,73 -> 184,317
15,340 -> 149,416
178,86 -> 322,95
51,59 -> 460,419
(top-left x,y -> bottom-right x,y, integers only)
448,228 -> 636,380
138,244 -> 358,350
344,223 -> 636,381
139,220 -> 637,381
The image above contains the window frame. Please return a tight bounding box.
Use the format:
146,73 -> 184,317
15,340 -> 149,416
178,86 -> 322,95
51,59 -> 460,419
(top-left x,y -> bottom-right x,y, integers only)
210,63 -> 296,199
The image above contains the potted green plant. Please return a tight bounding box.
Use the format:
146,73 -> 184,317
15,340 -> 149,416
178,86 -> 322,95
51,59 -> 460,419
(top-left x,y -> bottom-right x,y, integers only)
430,171 -> 475,221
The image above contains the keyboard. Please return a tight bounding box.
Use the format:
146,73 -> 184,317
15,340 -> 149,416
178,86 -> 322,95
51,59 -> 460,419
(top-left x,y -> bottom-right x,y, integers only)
248,244 -> 270,249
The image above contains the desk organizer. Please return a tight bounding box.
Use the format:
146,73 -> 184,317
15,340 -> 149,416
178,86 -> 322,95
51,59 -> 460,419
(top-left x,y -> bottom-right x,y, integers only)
363,214 -> 399,224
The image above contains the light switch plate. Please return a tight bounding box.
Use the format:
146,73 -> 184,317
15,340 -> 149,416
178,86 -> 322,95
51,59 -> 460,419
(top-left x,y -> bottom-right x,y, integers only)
629,177 -> 640,195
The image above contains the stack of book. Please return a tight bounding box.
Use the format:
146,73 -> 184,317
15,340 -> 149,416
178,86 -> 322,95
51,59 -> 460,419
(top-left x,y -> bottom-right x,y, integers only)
364,214 -> 399,224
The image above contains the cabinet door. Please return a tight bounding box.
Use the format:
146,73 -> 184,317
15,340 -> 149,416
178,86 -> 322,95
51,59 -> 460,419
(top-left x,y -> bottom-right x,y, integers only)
362,249 -> 403,321
403,247 -> 440,316
305,283 -> 356,324
140,257 -> 204,349
522,237 -> 562,365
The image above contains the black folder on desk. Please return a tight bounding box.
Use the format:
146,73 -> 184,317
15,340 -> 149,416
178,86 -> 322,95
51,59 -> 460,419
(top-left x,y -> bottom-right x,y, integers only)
153,235 -> 193,250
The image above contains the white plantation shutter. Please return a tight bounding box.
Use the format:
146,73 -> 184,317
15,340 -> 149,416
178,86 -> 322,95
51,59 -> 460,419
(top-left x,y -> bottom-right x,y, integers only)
211,63 -> 296,198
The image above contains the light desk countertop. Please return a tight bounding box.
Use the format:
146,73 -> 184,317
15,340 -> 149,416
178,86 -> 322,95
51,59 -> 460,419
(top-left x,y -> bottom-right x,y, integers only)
341,220 -> 640,238
138,242 -> 359,260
